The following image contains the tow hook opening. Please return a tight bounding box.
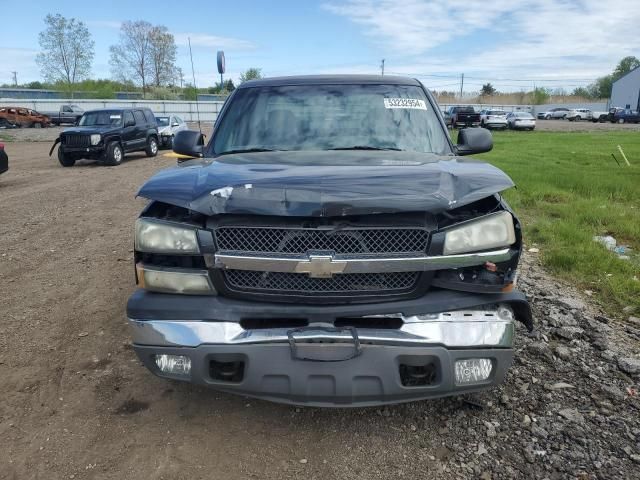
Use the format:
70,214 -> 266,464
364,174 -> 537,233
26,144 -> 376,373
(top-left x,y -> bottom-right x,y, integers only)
398,357 -> 440,387
209,355 -> 246,383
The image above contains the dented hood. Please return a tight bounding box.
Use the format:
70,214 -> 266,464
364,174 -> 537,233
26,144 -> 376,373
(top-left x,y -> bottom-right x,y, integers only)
137,150 -> 514,216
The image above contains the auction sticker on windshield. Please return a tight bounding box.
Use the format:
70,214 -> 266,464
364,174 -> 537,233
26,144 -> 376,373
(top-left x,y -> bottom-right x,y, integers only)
383,98 -> 427,110
110,115 -> 121,119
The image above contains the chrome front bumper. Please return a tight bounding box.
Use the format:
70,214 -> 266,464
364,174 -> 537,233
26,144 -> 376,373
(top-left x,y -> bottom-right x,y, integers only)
129,304 -> 515,349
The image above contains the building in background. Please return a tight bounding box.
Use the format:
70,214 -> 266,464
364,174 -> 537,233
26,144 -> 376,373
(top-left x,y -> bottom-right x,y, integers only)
611,66 -> 640,110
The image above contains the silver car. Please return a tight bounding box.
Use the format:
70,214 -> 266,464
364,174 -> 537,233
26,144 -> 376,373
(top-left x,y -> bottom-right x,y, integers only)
155,115 -> 188,148
506,112 -> 536,130
480,110 -> 508,129
536,107 -> 569,120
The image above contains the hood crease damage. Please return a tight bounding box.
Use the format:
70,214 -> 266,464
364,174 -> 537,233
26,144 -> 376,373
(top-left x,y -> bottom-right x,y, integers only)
137,150 -> 514,217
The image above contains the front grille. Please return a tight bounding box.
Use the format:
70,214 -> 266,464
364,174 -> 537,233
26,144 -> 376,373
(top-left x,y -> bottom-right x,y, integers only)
224,270 -> 419,295
63,134 -> 90,147
215,227 -> 428,255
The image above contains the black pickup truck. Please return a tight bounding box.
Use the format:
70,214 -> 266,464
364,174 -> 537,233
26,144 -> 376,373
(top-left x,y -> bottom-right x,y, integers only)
127,75 -> 531,406
445,106 -> 482,128
50,108 -> 159,166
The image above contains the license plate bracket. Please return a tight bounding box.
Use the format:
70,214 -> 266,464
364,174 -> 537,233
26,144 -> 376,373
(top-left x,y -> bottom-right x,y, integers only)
287,326 -> 362,362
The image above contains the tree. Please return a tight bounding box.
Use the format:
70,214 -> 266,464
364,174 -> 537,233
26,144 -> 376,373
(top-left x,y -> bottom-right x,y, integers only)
149,26 -> 177,87
591,76 -> 613,99
239,68 -> 263,83
613,56 -> 640,80
36,13 -> 94,97
572,87 -> 592,99
480,83 -> 496,96
110,21 -> 154,97
531,87 -> 550,105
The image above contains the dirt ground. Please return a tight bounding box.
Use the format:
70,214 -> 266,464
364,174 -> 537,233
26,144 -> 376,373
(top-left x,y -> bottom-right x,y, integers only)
1,142 -> 639,480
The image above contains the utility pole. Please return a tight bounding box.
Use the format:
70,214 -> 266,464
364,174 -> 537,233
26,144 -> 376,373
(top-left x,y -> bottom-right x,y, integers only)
459,73 -> 464,99
11,71 -> 17,87
380,59 -> 385,76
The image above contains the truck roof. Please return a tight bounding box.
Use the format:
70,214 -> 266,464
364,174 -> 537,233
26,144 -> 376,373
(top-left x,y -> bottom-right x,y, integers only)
238,74 -> 421,88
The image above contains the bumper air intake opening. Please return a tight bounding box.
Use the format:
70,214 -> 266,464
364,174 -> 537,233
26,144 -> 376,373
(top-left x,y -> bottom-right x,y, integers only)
240,318 -> 309,330
208,354 -> 246,383
398,356 -> 441,387
335,316 -> 403,330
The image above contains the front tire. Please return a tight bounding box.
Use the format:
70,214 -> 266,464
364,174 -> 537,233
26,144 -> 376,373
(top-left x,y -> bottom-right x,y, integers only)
145,136 -> 158,157
105,141 -> 124,166
618,118 -> 625,124
57,148 -> 76,167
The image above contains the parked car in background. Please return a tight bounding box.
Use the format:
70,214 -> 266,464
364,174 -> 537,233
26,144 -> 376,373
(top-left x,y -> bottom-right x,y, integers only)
444,106 -> 481,128
589,110 -> 609,123
608,107 -> 640,124
0,118 -> 19,129
506,112 -> 536,130
42,105 -> 84,125
0,107 -> 50,128
479,110 -> 508,129
565,108 -> 592,121
155,115 -> 188,148
49,108 -> 159,167
0,143 -> 7,176
536,107 -> 569,120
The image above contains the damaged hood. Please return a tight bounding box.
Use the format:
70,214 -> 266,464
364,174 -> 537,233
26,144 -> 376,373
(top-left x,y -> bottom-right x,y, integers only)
137,150 -> 514,216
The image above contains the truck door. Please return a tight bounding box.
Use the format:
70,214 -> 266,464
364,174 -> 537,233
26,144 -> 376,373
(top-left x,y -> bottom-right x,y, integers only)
132,110 -> 148,149
122,111 -> 137,152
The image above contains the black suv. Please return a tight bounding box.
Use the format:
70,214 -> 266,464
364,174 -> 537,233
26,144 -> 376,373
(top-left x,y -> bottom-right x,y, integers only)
50,108 -> 159,167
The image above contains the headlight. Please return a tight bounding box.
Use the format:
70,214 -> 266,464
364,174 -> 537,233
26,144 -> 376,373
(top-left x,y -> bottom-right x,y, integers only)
135,218 -> 200,254
90,134 -> 101,145
136,264 -> 214,295
443,211 -> 516,255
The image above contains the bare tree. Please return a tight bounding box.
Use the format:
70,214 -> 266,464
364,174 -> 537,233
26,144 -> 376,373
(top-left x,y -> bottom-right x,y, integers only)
149,26 -> 177,87
36,13 -> 94,97
109,21 -> 154,97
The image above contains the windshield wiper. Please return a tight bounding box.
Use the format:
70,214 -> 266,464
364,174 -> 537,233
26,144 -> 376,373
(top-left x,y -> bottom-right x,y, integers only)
329,146 -> 402,151
218,148 -> 285,155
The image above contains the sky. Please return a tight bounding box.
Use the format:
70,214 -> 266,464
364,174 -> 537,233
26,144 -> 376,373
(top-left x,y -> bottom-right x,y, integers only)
1,0 -> 639,93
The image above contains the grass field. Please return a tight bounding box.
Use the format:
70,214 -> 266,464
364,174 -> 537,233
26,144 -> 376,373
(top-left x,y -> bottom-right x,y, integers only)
476,130 -> 640,316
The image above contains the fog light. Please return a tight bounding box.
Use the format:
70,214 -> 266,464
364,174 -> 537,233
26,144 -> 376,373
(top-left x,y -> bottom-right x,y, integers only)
154,354 -> 191,376
455,358 -> 492,385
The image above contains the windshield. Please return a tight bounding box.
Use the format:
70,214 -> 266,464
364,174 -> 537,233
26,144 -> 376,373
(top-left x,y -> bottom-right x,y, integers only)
213,84 -> 450,155
515,112 -> 533,118
79,110 -> 123,127
156,116 -> 170,127
488,111 -> 506,115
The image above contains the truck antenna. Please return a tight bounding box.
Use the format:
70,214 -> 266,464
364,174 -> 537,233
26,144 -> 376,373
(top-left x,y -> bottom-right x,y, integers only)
188,37 -> 202,134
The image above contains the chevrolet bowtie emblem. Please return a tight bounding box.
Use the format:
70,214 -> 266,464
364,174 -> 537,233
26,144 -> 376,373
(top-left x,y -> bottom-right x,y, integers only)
294,255 -> 347,278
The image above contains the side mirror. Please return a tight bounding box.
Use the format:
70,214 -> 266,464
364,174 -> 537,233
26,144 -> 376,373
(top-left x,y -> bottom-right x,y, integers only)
171,122 -> 180,127
456,127 -> 493,156
173,130 -> 205,157
125,119 -> 135,127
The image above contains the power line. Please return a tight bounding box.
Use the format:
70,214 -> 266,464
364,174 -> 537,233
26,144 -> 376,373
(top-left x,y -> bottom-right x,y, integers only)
387,71 -> 595,83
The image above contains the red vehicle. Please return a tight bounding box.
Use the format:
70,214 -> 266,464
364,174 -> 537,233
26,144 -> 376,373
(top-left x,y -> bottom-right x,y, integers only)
0,106 -> 51,128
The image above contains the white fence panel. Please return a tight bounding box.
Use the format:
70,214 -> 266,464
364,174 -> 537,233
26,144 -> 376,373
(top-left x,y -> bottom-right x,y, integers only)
0,98 -> 225,122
